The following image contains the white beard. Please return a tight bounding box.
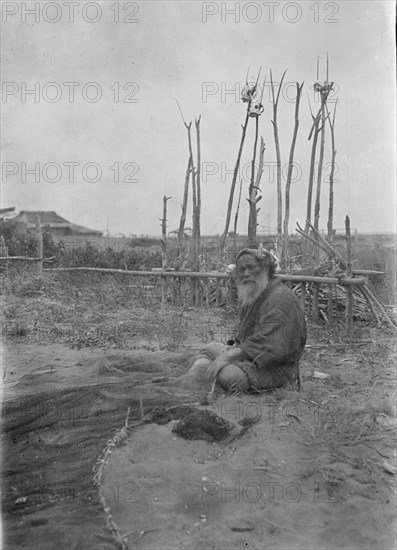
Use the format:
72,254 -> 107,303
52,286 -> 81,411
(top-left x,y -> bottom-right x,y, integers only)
237,272 -> 269,307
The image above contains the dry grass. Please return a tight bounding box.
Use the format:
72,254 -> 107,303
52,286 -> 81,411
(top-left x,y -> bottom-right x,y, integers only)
1,270 -> 234,351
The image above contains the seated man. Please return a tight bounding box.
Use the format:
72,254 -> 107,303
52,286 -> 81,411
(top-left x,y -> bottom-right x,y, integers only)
191,248 -> 307,393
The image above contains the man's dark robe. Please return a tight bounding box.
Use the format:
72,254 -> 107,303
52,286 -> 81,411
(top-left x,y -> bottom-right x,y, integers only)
234,279 -> 307,389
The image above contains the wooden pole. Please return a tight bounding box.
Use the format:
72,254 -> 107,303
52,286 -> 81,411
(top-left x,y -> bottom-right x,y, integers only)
182,278 -> 187,307
196,278 -> 201,307
346,217 -> 352,275
161,275 -> 166,304
178,157 -> 192,255
177,277 -> 182,306
176,100 -> 195,261
360,286 -> 380,324
176,102 -> 200,302
305,97 -> 320,233
220,109 -> 250,250
314,99 -> 326,231
195,115 -> 202,268
270,68 -> 287,245
362,285 -> 396,329
0,235 -> 8,274
306,76 -> 334,233
345,215 -> 353,330
298,220 -> 346,265
190,277 -> 195,306
312,283 -> 320,322
298,220 -> 395,327
43,266 -> 366,285
283,81 -> 304,262
248,136 -> 265,242
160,195 -> 171,269
191,164 -> 198,304
185,121 -> 197,270
35,214 -> 43,275
160,196 -> 171,304
233,178 -> 243,236
247,116 -> 259,242
221,68 -> 261,250
326,101 -> 337,240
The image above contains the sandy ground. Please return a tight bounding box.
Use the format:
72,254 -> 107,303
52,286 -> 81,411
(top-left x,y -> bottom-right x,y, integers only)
1,322 -> 397,549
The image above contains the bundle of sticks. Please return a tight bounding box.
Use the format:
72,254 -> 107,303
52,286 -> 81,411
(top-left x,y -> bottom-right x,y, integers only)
292,280 -> 373,323
294,220 -> 396,330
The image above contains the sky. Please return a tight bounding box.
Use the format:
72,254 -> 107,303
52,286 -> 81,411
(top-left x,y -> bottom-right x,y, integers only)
1,0 -> 396,236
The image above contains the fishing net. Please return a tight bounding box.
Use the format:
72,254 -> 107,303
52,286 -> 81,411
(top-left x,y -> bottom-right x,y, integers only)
2,350 -> 202,550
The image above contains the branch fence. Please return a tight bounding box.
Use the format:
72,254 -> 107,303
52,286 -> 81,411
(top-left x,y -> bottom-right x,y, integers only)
1,217 -> 395,331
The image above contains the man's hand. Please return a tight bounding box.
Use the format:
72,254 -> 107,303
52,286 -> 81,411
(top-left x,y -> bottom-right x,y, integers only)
206,347 -> 248,382
206,354 -> 230,382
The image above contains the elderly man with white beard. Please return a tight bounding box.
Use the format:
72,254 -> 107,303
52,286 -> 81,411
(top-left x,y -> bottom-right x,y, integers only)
192,248 -> 307,393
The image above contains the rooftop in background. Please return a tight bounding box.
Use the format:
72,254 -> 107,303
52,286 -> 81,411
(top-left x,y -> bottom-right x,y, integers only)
9,211 -> 103,237
0,207 -> 16,220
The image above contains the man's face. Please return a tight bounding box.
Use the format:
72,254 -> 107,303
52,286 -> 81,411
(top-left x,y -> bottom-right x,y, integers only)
236,255 -> 269,304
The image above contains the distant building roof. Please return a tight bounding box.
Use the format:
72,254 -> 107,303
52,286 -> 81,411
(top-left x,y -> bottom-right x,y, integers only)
15,210 -> 70,225
10,210 -> 103,236
0,207 -> 16,220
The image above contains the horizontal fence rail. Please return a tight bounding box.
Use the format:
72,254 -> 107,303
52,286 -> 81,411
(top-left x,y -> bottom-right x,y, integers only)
0,258 -> 384,277
41,266 -> 366,286
1,258 -> 394,330
0,256 -> 43,262
2,212 -> 395,331
33,266 -> 375,323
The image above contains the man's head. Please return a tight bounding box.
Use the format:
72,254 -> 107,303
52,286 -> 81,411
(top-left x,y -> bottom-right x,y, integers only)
235,248 -> 277,305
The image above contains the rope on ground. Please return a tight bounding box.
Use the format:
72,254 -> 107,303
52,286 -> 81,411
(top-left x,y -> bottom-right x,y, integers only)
93,406 -> 143,550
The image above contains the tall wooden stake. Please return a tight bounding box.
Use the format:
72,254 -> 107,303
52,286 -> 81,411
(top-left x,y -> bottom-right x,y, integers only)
233,179 -> 243,237
345,215 -> 353,330
327,101 -> 338,241
176,100 -> 196,262
191,165 -> 198,266
283,81 -> 304,261
248,137 -> 265,242
247,116 -> 259,241
35,214 -> 43,275
160,196 -> 171,269
314,99 -> 326,231
305,100 -> 320,234
178,157 -> 192,254
195,116 -> 202,268
270,69 -> 287,245
220,67 -> 262,251
220,109 -> 250,251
